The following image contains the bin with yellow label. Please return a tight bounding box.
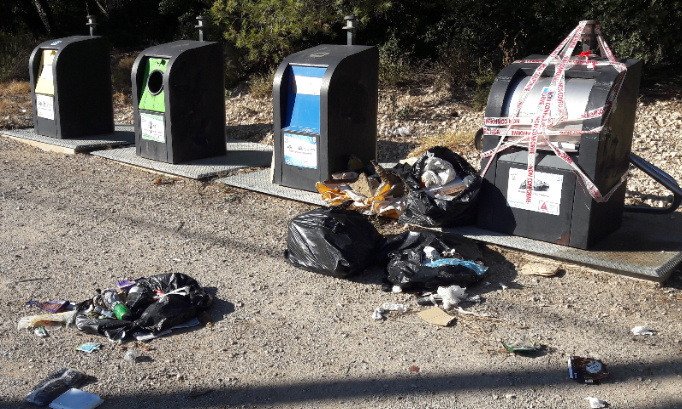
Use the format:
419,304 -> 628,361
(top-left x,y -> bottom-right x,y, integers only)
28,36 -> 114,138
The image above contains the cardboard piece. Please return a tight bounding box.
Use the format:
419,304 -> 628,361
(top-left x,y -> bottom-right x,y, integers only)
417,307 -> 456,326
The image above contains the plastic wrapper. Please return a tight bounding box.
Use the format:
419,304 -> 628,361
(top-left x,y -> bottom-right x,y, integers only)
24,368 -> 86,406
285,207 -> 382,278
17,310 -> 77,330
380,231 -> 487,291
399,146 -> 482,227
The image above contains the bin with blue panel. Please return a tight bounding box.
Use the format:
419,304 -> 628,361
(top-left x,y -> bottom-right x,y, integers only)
28,35 -> 114,139
131,39 -> 225,164
272,44 -> 379,191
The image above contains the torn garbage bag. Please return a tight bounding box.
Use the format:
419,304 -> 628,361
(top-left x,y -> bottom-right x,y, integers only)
381,231 -> 487,291
285,207 -> 382,278
74,273 -> 212,340
399,146 -> 481,227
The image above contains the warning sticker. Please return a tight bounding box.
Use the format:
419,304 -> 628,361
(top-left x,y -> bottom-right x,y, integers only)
140,112 -> 165,143
284,133 -> 317,169
506,167 -> 563,215
36,94 -> 54,120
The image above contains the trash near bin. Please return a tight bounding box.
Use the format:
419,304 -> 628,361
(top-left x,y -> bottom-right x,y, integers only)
272,16 -> 378,191
131,18 -> 225,164
477,20 -> 643,249
28,16 -> 114,139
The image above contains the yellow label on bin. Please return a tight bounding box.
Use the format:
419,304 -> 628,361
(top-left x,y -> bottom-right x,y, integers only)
35,50 -> 56,96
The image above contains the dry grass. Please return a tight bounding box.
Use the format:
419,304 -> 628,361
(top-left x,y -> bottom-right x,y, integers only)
408,127 -> 479,158
0,80 -> 30,97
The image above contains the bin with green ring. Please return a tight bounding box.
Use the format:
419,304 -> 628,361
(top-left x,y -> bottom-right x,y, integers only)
272,44 -> 379,191
131,40 -> 225,164
28,35 -> 114,139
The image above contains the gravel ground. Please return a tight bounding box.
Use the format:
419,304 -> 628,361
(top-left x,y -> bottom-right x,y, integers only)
1,77 -> 682,409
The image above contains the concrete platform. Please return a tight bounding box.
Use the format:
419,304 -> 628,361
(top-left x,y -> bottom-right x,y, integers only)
218,168 -> 682,282
91,140 -> 272,180
1,124 -> 135,154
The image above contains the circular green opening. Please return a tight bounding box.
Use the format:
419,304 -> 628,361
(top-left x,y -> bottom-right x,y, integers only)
147,70 -> 164,96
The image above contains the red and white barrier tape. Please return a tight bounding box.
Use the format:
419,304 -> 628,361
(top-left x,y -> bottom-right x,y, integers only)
481,21 -> 628,203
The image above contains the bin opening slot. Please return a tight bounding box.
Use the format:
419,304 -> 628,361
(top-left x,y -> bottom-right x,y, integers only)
284,65 -> 326,134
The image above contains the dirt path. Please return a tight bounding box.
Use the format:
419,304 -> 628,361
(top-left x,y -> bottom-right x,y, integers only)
1,125 -> 682,408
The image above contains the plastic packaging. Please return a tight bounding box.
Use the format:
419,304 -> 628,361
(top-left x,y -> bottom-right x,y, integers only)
437,285 -> 467,310
284,207 -> 383,278
399,147 -> 482,227
49,388 -> 103,409
17,310 -> 76,330
24,368 -> 86,406
421,156 -> 456,188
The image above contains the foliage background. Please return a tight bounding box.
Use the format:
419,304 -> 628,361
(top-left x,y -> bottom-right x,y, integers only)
1,0 -> 680,88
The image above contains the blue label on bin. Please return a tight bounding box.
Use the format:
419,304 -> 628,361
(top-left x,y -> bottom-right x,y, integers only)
283,133 -> 317,169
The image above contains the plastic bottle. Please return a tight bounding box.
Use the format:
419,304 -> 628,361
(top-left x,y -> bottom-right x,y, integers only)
94,306 -> 114,319
102,289 -> 132,320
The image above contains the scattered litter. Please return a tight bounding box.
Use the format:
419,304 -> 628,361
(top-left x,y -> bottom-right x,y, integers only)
585,397 -> 608,408
116,278 -> 141,292
568,356 -> 609,384
437,285 -> 467,310
124,350 -> 138,363
499,283 -> 509,290
417,307 -> 456,327
520,262 -> 559,277
49,388 -> 103,409
372,303 -> 407,320
34,326 -> 48,338
27,300 -> 70,313
631,325 -> 655,336
24,368 -> 87,406
503,336 -> 542,354
453,307 -> 492,318
75,342 -> 101,353
466,295 -> 482,303
391,285 -> 403,293
409,365 -> 421,372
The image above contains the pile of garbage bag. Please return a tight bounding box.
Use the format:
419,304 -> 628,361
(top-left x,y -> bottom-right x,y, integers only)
285,208 -> 488,290
73,273 -> 212,341
315,147 -> 481,227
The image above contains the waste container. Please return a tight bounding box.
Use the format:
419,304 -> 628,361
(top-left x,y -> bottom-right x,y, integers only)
272,19 -> 378,191
131,27 -> 225,164
477,21 -> 643,249
29,29 -> 114,139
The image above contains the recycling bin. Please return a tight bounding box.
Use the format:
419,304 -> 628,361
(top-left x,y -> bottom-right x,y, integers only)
28,36 -> 114,138
272,44 -> 379,191
131,40 -> 225,164
477,22 -> 643,249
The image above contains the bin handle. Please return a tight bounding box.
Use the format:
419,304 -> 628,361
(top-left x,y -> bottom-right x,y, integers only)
625,153 -> 682,214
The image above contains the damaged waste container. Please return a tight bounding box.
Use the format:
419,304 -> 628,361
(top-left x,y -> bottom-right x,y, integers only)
477,21 -> 643,249
131,19 -> 225,164
272,16 -> 378,191
28,17 -> 114,139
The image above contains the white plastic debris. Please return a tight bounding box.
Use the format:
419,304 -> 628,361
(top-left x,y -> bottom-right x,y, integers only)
391,285 -> 403,293
631,325 -> 655,336
421,157 -> 456,188
381,303 -> 407,313
422,246 -> 440,262
371,307 -> 385,320
499,283 -> 509,290
585,397 -> 608,408
437,285 -> 467,310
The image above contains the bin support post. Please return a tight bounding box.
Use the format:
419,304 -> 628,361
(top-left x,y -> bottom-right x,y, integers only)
343,15 -> 356,45
196,16 -> 207,42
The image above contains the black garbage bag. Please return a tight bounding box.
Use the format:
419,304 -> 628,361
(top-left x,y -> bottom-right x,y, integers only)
399,146 -> 482,227
381,230 -> 487,291
285,207 -> 382,278
126,273 -> 213,334
73,273 -> 212,339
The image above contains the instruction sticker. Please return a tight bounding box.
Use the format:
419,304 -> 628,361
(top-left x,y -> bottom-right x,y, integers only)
291,75 -> 322,95
35,94 -> 54,120
284,133 -> 317,169
140,112 -> 165,143
506,168 -> 563,215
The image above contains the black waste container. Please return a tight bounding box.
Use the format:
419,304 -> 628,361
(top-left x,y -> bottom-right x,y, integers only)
272,44 -> 378,191
477,21 -> 643,249
29,36 -> 114,139
131,40 -> 225,164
